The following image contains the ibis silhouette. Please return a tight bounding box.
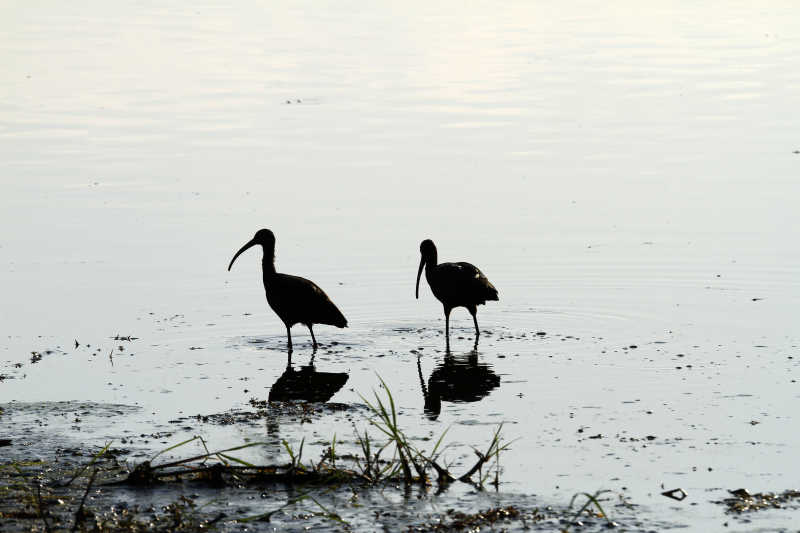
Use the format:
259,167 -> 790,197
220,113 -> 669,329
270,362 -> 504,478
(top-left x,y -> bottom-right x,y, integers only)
228,229 -> 347,352
415,239 -> 498,350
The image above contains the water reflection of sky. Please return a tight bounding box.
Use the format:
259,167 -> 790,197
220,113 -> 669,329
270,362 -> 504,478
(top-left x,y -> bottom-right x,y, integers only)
1,2 -> 799,530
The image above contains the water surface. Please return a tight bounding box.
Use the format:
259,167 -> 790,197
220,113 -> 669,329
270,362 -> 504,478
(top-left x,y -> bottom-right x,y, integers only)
2,1 -> 800,530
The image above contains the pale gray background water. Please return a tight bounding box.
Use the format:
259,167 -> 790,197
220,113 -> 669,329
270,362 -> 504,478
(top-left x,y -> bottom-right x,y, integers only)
2,1 -> 799,530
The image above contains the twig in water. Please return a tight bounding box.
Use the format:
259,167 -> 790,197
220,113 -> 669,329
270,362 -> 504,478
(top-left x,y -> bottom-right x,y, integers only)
65,441 -> 112,486
458,423 -> 515,486
71,468 -> 98,533
34,482 -> 52,533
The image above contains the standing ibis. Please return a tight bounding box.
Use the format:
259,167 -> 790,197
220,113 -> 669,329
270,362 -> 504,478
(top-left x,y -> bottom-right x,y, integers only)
415,239 -> 498,349
228,229 -> 347,352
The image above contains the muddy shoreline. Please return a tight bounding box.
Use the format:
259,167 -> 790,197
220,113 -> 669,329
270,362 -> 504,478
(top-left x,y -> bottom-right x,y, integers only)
3,396 -> 797,532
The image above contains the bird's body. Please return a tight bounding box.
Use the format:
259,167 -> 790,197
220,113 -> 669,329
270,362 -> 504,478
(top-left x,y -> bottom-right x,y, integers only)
424,261 -> 497,311
416,239 -> 498,349
229,229 -> 347,352
263,271 -> 347,332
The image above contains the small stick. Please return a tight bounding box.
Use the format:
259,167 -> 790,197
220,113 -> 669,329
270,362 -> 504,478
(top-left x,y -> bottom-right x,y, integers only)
71,468 -> 98,533
34,482 -> 52,533
428,459 -> 455,485
459,449 -> 489,482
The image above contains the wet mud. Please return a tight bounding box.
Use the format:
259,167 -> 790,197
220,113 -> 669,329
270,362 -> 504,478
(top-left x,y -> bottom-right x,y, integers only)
0,432 -> 668,533
3,355 -> 799,533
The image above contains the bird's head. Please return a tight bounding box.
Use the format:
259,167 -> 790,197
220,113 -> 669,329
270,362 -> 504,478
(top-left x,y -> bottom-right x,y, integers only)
419,239 -> 436,257
228,228 -> 275,271
416,239 -> 437,299
253,228 -> 275,246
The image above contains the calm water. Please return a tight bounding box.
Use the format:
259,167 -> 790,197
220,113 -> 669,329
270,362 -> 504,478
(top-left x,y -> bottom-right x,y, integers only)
2,1 -> 800,530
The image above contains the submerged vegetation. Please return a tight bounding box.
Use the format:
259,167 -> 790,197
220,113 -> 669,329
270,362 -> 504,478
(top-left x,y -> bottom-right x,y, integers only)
357,375 -> 513,489
0,379 -> 628,532
11,378 -> 791,531
122,375 -> 512,493
717,489 -> 800,514
0,379 -> 530,532
0,449 -> 220,532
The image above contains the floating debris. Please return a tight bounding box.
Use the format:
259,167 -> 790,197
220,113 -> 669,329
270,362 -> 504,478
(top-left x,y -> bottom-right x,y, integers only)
408,506 -> 534,532
662,488 -> 687,501
112,334 -> 139,341
718,489 -> 800,513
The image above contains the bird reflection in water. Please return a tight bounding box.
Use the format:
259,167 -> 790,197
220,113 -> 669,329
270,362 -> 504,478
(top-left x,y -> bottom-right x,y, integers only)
263,354 -> 349,441
417,350 -> 500,420
268,354 -> 349,403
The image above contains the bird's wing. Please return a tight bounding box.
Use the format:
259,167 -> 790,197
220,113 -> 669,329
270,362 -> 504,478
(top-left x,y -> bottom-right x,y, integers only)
279,274 -> 348,327
280,273 -> 327,298
436,262 -> 479,283
438,261 -> 486,285
437,262 -> 499,300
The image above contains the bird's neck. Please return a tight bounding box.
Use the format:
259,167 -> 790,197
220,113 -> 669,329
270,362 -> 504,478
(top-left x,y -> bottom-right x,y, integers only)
424,252 -> 438,276
262,247 -> 276,276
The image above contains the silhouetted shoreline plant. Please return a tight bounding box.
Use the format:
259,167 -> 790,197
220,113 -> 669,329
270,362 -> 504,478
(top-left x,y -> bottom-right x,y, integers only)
7,379 -> 626,532
115,376 -> 513,493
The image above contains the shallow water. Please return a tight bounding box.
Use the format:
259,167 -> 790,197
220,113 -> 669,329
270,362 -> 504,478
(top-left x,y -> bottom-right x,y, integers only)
2,1 -> 800,530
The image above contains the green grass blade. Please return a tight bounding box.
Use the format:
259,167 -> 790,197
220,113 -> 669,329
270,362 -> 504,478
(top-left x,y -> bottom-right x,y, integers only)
149,436 -> 200,463
65,440 -> 112,486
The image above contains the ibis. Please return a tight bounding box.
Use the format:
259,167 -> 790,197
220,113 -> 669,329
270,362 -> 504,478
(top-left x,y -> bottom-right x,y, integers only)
228,229 -> 347,352
415,239 -> 498,349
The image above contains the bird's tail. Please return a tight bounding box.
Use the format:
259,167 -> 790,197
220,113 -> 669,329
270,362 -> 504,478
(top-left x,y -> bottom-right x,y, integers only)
329,305 -> 348,328
486,284 -> 499,301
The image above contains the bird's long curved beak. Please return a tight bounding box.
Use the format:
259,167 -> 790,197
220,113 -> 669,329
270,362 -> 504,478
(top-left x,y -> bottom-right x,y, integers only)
415,255 -> 425,299
228,239 -> 256,271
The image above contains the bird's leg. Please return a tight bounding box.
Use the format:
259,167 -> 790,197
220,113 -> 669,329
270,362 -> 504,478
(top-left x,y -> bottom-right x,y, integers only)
286,325 -> 293,354
469,307 -> 480,342
308,324 -> 318,352
444,307 -> 451,352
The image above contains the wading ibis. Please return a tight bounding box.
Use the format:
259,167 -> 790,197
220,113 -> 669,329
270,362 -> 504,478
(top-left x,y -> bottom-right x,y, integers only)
415,239 -> 498,349
228,229 -> 347,352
